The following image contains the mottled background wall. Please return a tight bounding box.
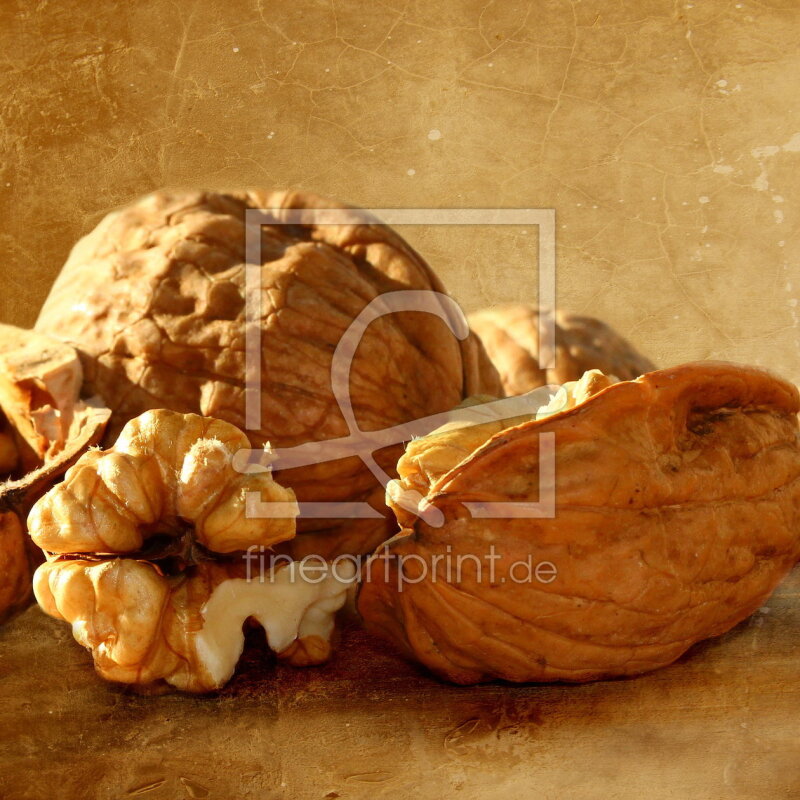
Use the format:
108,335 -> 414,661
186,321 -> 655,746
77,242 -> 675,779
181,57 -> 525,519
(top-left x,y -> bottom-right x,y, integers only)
1,0 -> 798,383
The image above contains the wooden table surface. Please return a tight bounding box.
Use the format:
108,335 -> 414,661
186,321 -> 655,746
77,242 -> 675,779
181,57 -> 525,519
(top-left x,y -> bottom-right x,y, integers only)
2,567 -> 798,800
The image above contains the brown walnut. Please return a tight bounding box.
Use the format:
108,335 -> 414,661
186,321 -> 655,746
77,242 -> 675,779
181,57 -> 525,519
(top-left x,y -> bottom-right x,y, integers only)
35,190 -> 500,559
358,362 -> 800,684
0,324 -> 109,622
469,304 -> 655,396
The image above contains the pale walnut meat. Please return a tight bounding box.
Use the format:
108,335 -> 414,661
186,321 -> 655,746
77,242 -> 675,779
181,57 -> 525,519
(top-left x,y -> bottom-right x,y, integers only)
358,362 -> 800,685
0,325 -> 110,622
35,190 -> 501,559
28,408 -> 354,692
469,304 -> 655,396
28,409 -> 298,555
33,558 -> 354,693
387,370 -> 616,530
0,324 -> 88,470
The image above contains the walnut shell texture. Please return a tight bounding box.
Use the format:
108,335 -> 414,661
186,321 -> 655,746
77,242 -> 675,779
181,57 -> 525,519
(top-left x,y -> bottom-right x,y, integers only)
469,304 -> 656,396
0,512 -> 30,622
387,370 -> 616,531
0,325 -> 110,622
35,190 -> 500,559
358,362 -> 800,684
0,323 -> 86,470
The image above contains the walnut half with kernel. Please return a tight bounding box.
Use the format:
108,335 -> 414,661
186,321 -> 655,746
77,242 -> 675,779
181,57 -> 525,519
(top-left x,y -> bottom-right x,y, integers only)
28,409 -> 354,693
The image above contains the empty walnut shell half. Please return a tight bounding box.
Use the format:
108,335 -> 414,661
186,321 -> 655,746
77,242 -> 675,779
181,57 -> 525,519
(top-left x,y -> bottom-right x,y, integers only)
0,324 -> 110,622
35,190 -> 501,560
28,409 -> 354,692
386,369 -> 616,531
469,304 -> 655,396
358,362 -> 800,684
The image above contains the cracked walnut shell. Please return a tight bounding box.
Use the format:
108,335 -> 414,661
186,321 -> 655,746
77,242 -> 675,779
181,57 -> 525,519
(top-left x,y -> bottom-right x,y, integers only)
35,189 -> 501,560
386,369 -> 616,531
29,409 -> 354,692
0,324 -> 109,622
358,362 -> 800,684
469,304 -> 655,396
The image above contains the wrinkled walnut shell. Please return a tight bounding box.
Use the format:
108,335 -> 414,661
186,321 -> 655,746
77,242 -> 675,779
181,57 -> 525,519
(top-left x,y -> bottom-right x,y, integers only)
0,325 -> 110,622
0,512 -> 29,621
358,362 -> 800,684
469,304 -> 655,396
35,190 -> 501,559
387,370 -> 616,531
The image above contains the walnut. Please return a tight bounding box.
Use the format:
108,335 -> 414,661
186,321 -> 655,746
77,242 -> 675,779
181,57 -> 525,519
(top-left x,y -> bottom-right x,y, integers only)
358,362 -> 800,684
28,409 -> 355,693
469,304 -> 655,396
35,190 -> 500,559
0,426 -> 18,475
387,370 -> 616,530
0,324 -> 110,622
0,512 -> 29,623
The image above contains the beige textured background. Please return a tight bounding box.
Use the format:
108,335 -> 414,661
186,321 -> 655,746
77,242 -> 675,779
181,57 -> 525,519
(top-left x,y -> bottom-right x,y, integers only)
2,2 -> 800,799
1,0 -> 799,381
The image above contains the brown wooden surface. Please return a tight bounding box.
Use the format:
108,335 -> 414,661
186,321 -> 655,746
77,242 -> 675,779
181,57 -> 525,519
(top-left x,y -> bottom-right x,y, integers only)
1,568 -> 798,800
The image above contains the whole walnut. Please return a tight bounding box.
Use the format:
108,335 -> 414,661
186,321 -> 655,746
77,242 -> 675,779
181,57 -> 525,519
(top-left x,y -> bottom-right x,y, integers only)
35,190 -> 500,559
0,324 -> 109,622
469,304 -> 655,396
358,362 -> 800,684
29,409 -> 354,693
